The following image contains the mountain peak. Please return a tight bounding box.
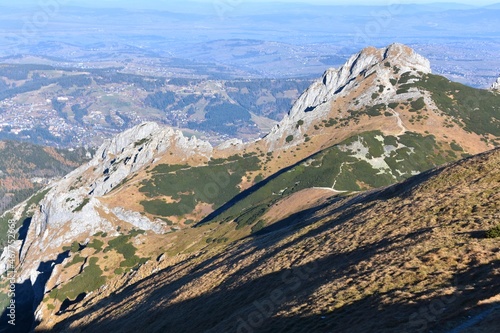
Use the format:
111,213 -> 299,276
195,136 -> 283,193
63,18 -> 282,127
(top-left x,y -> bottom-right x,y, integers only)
491,74 -> 500,91
383,43 -> 430,70
8,122 -> 214,282
264,43 -> 431,148
2,43 -> 500,332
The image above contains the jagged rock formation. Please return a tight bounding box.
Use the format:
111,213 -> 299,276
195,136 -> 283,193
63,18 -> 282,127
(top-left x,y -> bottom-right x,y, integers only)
264,43 -> 431,148
89,122 -> 212,197
2,123 -> 214,283
491,75 -> 500,90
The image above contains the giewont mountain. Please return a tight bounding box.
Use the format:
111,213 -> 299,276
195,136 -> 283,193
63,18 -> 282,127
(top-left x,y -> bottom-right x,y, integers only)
1,44 -> 499,332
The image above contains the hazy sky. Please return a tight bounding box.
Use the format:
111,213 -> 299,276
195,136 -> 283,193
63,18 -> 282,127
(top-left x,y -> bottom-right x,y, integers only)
8,0 -> 500,6
198,0 -> 499,3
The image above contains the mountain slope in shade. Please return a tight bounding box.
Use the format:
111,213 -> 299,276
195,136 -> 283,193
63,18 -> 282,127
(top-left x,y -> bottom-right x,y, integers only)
38,148 -> 500,333
0,43 -> 500,332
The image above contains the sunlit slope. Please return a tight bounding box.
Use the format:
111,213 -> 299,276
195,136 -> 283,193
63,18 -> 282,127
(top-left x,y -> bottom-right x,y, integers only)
43,148 -> 500,333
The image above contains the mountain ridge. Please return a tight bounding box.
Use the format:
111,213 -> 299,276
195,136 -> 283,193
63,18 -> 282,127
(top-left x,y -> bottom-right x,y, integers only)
37,146 -> 500,333
1,43 -> 500,332
264,43 -> 431,148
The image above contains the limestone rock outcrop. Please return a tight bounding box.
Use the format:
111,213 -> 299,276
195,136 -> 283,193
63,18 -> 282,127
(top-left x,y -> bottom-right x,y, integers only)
7,123 -> 213,282
491,75 -> 500,91
264,43 -> 431,148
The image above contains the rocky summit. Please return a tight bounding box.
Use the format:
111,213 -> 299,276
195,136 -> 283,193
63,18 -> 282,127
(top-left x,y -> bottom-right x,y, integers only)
0,44 -> 499,333
491,75 -> 500,91
264,43 -> 431,148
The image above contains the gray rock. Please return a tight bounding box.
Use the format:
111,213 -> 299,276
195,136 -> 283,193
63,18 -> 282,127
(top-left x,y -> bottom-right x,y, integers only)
491,75 -> 500,91
264,43 -> 431,149
12,122 -> 213,283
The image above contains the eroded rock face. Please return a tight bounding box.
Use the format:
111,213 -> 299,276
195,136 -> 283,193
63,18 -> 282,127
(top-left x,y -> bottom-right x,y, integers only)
11,123 -> 213,283
89,122 -> 212,197
264,43 -> 431,149
491,75 -> 500,91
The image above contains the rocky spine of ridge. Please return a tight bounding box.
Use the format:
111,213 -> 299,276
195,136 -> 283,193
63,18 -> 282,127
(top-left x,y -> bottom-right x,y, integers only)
1,123 -> 213,283
264,43 -> 431,148
491,75 -> 500,91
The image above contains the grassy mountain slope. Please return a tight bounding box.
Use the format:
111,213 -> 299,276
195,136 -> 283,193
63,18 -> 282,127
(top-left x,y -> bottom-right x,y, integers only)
39,147 -> 500,333
102,44 -> 500,230
202,130 -> 460,228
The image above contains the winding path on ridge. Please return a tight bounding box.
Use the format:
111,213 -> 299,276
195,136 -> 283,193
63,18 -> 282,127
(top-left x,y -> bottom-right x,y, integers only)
389,109 -> 407,136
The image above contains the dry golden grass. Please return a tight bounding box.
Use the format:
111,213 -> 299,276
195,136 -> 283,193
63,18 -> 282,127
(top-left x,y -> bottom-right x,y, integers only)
35,148 -> 500,333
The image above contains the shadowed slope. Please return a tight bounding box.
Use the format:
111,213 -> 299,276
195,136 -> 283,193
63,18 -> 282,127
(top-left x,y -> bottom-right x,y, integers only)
38,148 -> 500,333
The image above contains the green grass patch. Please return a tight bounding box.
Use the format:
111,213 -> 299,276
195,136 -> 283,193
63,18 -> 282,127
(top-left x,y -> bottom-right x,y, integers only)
140,197 -> 196,217
384,136 -> 398,147
411,74 -> 500,136
62,241 -> 81,253
235,204 -> 269,229
140,155 -> 261,217
450,142 -> 464,152
364,104 -> 386,117
251,220 -> 266,233
104,231 -> 149,269
486,225 -> 500,238
384,133 -> 449,176
324,118 -> 338,127
396,85 -> 411,94
73,198 -> 90,212
88,239 -> 104,252
64,254 -> 85,268
410,97 -> 425,112
398,72 -> 419,85
49,257 -> 105,302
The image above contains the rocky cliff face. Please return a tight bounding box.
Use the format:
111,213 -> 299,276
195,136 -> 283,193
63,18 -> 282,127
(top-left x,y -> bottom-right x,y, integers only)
264,43 -> 431,148
5,123 -> 213,283
491,75 -> 500,90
